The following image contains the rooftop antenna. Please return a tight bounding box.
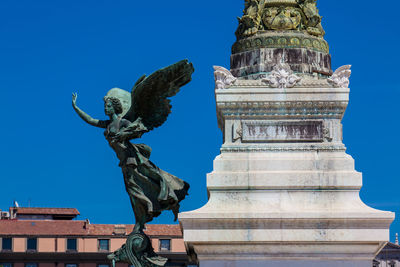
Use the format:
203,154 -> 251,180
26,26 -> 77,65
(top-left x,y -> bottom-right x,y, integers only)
396,233 -> 399,245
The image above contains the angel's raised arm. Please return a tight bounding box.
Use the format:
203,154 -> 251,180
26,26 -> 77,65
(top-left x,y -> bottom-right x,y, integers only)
72,93 -> 108,128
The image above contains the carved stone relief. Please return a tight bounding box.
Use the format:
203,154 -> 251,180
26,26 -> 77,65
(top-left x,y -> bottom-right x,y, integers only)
232,122 -> 243,143
241,120 -> 324,143
262,62 -> 301,88
328,65 -> 352,88
214,66 -> 237,89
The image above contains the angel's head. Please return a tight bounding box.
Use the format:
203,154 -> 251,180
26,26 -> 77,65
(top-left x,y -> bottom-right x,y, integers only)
104,96 -> 123,116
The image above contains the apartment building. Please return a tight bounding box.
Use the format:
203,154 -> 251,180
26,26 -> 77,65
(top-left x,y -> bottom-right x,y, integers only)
0,207 -> 194,267
374,240 -> 400,267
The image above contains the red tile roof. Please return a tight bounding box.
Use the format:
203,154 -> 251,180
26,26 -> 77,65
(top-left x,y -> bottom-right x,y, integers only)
0,220 -> 182,237
0,220 -> 87,236
14,207 -> 80,216
87,224 -> 183,237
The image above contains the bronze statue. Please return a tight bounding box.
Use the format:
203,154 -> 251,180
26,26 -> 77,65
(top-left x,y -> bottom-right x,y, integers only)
72,60 -> 194,267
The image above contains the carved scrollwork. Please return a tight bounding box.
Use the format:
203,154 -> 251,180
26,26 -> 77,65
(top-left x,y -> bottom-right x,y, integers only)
235,0 -> 264,39
214,66 -> 237,89
299,0 -> 325,37
323,128 -> 333,142
232,123 -> 243,142
328,65 -> 352,88
262,62 -> 301,88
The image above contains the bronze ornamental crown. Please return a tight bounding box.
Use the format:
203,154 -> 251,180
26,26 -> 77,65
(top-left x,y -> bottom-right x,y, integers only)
231,0 -> 331,78
236,0 -> 325,40
264,0 -> 298,6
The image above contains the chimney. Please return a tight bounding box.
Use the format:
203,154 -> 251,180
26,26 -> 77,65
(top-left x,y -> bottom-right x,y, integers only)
9,207 -> 17,219
113,225 -> 127,236
84,219 -> 90,230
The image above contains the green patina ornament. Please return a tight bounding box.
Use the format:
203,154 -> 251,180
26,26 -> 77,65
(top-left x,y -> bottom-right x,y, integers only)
236,0 -> 325,40
72,60 -> 194,267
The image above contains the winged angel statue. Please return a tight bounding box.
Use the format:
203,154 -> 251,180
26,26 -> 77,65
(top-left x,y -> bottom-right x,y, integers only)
72,60 -> 194,267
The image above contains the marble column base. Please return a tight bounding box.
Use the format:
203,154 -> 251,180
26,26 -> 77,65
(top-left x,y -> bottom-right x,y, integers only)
180,71 -> 395,267
200,260 -> 371,267
179,151 -> 394,266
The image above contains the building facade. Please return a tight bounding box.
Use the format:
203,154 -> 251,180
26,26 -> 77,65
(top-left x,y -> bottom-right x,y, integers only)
0,207 -> 194,267
374,240 -> 400,267
1,206 -> 397,267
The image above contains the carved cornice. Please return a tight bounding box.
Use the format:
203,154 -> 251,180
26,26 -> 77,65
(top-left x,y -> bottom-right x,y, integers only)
217,101 -> 348,110
232,31 -> 329,54
328,65 -> 352,88
221,144 -> 346,152
262,62 -> 301,88
216,101 -> 348,120
229,76 -> 334,88
214,66 -> 237,89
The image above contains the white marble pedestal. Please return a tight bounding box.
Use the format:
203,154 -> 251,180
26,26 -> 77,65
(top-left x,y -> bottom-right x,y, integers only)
200,260 -> 371,267
179,66 -> 394,267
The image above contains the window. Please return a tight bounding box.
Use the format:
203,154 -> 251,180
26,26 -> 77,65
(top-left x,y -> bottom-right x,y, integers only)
97,265 -> 109,267
26,238 -> 37,251
159,239 -> 171,251
98,239 -> 109,251
1,264 -> 12,267
66,264 -> 78,267
390,262 -> 396,267
67,239 -> 77,251
2,237 -> 12,251
25,264 -> 37,267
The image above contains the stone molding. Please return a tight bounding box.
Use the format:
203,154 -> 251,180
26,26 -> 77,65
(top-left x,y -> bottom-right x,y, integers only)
262,62 -> 301,88
241,120 -> 324,142
230,47 -> 331,78
328,65 -> 352,88
217,101 -> 349,119
220,144 -> 346,152
232,32 -> 329,54
232,76 -> 334,88
182,218 -> 391,230
213,66 -> 237,89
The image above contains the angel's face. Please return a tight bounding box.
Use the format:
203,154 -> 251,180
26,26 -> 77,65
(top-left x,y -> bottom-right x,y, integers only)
104,100 -> 115,116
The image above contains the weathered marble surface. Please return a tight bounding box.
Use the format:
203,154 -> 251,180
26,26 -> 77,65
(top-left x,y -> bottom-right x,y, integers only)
180,2 -> 393,264
328,65 -> 352,88
261,62 -> 302,88
241,120 -> 323,142
200,260 -> 371,267
179,73 -> 394,266
213,66 -> 237,89
231,47 -> 331,78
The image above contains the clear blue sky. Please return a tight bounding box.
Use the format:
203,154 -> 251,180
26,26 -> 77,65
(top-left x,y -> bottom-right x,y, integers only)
0,0 -> 399,242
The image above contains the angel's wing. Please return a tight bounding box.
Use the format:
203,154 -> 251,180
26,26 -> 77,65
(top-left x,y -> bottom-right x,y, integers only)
123,60 -> 194,130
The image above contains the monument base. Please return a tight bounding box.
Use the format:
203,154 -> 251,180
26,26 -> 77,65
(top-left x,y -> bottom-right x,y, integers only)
200,260 -> 371,267
179,65 -> 395,267
180,151 -> 393,267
